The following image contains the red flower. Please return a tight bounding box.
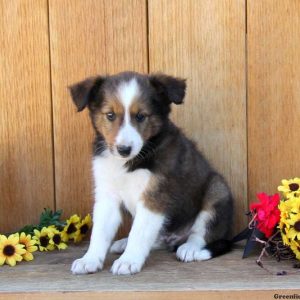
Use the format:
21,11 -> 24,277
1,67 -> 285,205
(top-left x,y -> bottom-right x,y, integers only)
250,193 -> 280,238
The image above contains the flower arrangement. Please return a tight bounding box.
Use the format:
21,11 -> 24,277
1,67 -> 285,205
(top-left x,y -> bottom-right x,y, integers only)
235,177 -> 300,274
0,209 -> 92,266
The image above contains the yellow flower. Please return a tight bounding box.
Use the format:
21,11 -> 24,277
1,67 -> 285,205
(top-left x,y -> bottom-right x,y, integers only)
278,218 -> 290,245
0,234 -> 26,266
17,232 -> 38,261
48,228 -> 67,250
279,198 -> 294,214
33,227 -> 56,251
74,214 -> 92,243
61,214 -> 81,242
286,212 -> 300,240
278,178 -> 300,199
279,197 -> 300,253
281,231 -> 290,245
290,198 -> 300,214
278,200 -> 293,231
290,240 -> 300,260
279,197 -> 300,216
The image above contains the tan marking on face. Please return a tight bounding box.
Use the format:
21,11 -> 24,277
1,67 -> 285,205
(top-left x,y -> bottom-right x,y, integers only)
94,95 -> 125,147
129,100 -> 150,115
101,97 -> 124,115
129,99 -> 163,142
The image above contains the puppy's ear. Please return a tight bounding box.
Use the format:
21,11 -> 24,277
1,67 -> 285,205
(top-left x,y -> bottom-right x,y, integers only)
149,73 -> 186,105
68,76 -> 106,112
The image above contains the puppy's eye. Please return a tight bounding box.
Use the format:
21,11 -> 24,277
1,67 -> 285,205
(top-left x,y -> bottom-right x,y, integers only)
135,112 -> 146,123
106,112 -> 116,121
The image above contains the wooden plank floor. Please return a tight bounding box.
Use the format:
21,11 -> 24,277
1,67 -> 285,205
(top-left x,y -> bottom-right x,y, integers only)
0,243 -> 300,299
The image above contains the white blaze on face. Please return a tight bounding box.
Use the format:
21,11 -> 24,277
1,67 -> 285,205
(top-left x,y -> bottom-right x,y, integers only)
115,79 -> 143,158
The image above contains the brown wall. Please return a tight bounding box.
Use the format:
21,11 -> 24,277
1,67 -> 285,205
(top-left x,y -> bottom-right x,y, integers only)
1,0 -> 299,235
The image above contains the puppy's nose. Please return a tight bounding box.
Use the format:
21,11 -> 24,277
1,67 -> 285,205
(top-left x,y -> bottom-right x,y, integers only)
117,145 -> 132,157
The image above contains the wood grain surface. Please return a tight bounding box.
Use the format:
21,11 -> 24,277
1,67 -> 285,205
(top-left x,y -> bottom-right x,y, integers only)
48,0 -> 147,235
0,0 -> 54,233
247,0 -> 300,203
148,0 -> 247,232
0,243 -> 299,295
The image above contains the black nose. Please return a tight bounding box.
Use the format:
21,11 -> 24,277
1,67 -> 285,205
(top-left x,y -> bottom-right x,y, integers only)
117,145 -> 132,157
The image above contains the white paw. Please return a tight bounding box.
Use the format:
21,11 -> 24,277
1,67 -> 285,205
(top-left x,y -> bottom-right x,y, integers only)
176,243 -> 212,262
71,256 -> 103,275
111,256 -> 143,275
110,238 -> 128,254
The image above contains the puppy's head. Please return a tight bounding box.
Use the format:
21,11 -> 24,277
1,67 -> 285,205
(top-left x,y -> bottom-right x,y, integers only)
69,71 -> 186,160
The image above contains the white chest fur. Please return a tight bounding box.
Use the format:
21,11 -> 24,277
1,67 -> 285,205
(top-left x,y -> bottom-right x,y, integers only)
92,151 -> 151,216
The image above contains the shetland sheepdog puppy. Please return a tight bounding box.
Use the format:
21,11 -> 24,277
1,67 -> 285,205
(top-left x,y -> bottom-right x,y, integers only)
69,71 -> 233,275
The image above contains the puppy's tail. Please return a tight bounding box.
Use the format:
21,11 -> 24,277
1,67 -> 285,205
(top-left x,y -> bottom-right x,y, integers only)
202,239 -> 232,259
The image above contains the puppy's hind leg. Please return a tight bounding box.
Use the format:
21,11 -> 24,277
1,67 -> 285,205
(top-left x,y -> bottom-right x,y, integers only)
110,238 -> 128,254
110,237 -> 163,254
176,175 -> 233,262
176,210 -> 214,262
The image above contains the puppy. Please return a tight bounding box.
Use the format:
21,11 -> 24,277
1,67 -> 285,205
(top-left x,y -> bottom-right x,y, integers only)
69,71 -> 233,275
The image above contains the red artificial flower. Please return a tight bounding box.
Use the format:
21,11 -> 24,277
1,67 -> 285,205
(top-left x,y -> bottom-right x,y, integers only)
250,193 -> 280,238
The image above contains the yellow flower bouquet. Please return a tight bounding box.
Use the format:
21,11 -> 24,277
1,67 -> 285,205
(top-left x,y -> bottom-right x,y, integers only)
0,209 -> 92,267
234,177 -> 300,275
278,179 -> 300,260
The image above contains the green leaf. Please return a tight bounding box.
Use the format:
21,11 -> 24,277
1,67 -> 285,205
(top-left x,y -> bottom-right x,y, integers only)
38,208 -> 65,229
5,208 -> 66,236
17,225 -> 37,235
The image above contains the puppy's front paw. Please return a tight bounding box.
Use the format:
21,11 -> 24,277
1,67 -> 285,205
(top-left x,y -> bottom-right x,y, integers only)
111,256 -> 142,275
71,256 -> 103,275
110,238 -> 128,254
176,242 -> 211,262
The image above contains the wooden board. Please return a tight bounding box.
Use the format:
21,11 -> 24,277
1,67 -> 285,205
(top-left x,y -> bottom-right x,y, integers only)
0,0 -> 54,233
0,243 -> 300,297
49,0 -> 148,234
148,0 -> 247,232
247,1 -> 300,202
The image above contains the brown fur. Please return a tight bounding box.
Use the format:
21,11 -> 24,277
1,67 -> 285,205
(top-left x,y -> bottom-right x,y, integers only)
94,97 -> 124,147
